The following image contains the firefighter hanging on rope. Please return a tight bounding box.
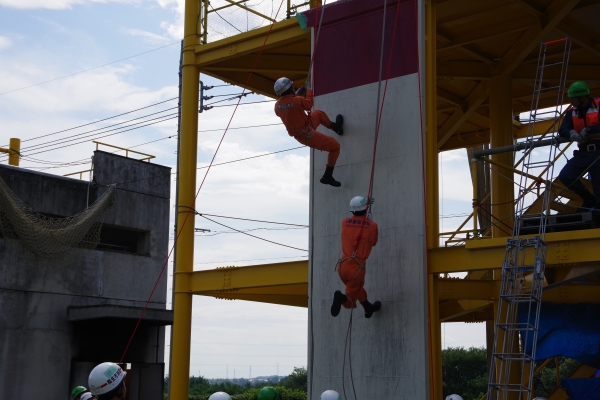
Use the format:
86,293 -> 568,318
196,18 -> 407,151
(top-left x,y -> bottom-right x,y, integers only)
274,77 -> 344,187
331,196 -> 381,318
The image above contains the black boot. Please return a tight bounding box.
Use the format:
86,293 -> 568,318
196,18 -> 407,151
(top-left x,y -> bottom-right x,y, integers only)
328,114 -> 344,136
361,300 -> 381,319
331,290 -> 347,317
320,166 -> 341,187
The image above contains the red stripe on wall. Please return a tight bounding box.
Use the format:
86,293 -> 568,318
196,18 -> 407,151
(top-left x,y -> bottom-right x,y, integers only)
302,0 -> 418,96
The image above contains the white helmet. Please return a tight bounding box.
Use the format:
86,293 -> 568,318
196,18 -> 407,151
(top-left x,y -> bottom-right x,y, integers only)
80,394 -> 94,400
321,390 -> 342,400
89,362 -> 126,396
349,196 -> 368,212
446,395 -> 463,400
533,398 -> 548,400
274,77 -> 293,95
208,392 -> 232,400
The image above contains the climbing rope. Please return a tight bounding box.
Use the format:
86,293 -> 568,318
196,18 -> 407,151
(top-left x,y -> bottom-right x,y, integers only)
337,1 -> 403,399
119,0 -> 289,363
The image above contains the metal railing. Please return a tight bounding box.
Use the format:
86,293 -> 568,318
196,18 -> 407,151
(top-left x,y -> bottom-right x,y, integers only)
93,141 -> 155,162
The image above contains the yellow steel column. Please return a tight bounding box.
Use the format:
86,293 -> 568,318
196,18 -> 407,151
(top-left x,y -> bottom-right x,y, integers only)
425,1 -> 442,399
169,0 -> 200,399
9,138 -> 20,167
490,75 -> 519,399
489,75 -> 514,237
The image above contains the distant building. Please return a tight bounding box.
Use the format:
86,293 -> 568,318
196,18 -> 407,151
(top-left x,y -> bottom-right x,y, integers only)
0,151 -> 173,400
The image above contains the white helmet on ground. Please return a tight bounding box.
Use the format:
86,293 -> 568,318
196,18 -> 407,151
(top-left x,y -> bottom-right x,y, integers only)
88,362 -> 126,396
446,395 -> 463,400
274,77 -> 293,95
208,392 -> 232,400
321,390 -> 342,400
349,196 -> 368,212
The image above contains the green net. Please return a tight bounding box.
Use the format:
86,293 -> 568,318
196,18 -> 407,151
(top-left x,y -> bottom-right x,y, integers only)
0,176 -> 116,261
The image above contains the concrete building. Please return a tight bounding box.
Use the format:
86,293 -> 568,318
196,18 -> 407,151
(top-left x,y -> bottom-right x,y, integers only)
0,151 -> 173,400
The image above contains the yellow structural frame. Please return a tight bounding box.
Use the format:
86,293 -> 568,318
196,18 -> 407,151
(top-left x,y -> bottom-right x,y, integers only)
171,1 -> 600,399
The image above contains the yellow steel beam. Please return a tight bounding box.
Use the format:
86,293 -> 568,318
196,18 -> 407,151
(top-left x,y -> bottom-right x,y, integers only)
437,278 -> 600,303
437,82 -> 489,149
194,18 -> 308,68
494,0 -> 581,76
437,62 -> 600,82
182,261 -> 308,292
0,138 -> 20,166
429,229 -> 600,274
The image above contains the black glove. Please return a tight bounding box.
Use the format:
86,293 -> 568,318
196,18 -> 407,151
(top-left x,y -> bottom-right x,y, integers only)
295,86 -> 307,97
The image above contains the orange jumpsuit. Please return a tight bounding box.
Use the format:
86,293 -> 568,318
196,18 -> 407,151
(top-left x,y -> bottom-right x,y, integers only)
338,216 -> 378,309
274,89 -> 340,167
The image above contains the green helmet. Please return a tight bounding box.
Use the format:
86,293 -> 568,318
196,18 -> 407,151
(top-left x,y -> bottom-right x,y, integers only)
71,386 -> 87,400
567,81 -> 591,98
257,387 -> 279,400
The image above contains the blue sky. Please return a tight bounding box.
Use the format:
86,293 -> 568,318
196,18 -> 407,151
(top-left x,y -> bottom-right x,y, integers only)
0,0 -> 487,380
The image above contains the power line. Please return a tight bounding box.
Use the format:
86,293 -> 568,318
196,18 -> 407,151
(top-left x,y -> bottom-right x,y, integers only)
0,42 -> 180,96
195,226 -> 306,236
26,115 -> 178,157
200,215 -> 308,252
192,255 -> 307,265
197,213 -> 308,227
21,108 -> 179,153
197,146 -> 306,170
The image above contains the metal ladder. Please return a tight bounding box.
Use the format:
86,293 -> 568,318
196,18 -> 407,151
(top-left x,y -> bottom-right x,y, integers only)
487,37 -> 571,400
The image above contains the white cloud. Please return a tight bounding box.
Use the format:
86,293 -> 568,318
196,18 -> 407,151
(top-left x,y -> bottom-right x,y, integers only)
122,28 -> 171,45
0,37 -> 12,51
0,0 -> 139,10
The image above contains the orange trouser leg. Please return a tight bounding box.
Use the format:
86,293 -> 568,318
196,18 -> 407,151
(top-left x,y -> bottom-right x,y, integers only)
308,110 -> 332,129
294,130 -> 340,167
338,261 -> 367,309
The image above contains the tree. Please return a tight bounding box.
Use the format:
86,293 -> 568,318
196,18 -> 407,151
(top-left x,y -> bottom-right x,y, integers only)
533,357 -> 580,398
280,367 -> 308,392
442,347 -> 488,400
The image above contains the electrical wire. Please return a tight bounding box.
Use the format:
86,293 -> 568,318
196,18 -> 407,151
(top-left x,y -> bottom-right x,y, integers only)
199,215 -> 308,252
195,226 -> 306,236
0,42 -> 181,96
192,255 -> 307,265
195,212 -> 308,227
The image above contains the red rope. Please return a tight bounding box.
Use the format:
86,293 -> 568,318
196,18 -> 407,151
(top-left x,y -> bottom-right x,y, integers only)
352,0 -> 402,253
119,0 -> 288,363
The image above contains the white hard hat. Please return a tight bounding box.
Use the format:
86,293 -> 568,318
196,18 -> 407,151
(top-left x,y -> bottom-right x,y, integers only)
321,390 -> 342,400
208,392 -> 232,400
446,395 -> 463,400
533,398 -> 548,400
88,362 -> 126,396
274,77 -> 293,95
80,393 -> 93,400
349,196 -> 368,212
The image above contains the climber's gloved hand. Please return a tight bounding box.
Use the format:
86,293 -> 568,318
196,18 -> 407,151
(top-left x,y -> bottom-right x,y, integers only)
570,130 -> 583,143
295,86 -> 307,97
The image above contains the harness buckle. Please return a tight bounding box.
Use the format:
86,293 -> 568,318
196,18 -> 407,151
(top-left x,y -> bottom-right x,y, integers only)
587,143 -> 597,152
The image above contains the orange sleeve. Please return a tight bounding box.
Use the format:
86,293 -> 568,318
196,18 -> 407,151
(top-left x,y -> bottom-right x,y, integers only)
372,222 -> 378,247
299,89 -> 314,111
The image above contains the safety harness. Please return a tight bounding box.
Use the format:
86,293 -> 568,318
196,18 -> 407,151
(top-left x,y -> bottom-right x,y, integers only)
335,249 -> 366,281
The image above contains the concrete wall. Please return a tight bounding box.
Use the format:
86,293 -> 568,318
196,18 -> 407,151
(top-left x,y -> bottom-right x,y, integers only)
0,151 -> 171,400
306,1 -> 429,398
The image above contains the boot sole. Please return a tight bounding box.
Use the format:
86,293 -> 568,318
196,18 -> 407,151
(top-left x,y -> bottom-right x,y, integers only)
331,291 -> 346,317
365,301 -> 381,319
335,114 -> 344,135
320,176 -> 341,187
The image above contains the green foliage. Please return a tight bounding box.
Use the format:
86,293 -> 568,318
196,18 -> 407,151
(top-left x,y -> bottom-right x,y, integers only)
279,367 -> 308,392
184,386 -> 306,400
533,357 -> 580,398
442,347 -> 488,400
